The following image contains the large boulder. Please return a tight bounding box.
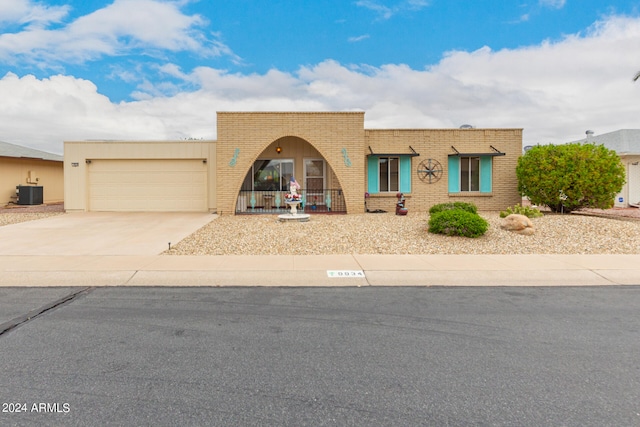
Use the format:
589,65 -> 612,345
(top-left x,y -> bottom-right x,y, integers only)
500,214 -> 535,235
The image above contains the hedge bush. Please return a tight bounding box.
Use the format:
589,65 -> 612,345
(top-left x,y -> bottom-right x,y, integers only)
516,143 -> 625,213
499,204 -> 543,218
429,202 -> 478,215
428,209 -> 488,238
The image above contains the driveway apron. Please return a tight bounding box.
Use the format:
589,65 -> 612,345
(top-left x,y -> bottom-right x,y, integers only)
0,212 -> 215,256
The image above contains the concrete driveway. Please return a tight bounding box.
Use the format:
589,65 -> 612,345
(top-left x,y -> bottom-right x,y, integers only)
0,212 -> 216,256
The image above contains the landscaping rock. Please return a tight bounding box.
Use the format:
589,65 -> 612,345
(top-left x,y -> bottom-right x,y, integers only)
500,214 -> 535,235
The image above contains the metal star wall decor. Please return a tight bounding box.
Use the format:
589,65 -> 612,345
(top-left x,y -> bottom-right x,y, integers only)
417,159 -> 443,183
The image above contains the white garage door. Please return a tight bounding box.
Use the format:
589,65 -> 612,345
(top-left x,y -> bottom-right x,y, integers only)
88,159 -> 208,212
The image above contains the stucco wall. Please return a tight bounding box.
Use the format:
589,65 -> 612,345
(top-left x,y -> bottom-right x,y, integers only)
0,157 -> 63,205
64,140 -> 216,212
616,155 -> 640,207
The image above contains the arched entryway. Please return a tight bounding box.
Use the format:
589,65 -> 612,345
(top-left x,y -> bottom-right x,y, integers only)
234,136 -> 346,214
216,112 -> 366,215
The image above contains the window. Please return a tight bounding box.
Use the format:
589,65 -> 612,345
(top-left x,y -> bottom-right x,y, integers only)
379,157 -> 399,192
448,156 -> 493,193
242,159 -> 293,191
460,156 -> 480,192
367,156 -> 411,194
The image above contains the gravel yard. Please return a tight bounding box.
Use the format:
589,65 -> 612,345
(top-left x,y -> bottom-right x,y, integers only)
0,203 -> 64,227
167,210 -> 640,255
2,203 -> 639,255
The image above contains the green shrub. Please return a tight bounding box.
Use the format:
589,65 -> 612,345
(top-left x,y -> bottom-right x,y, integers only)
499,203 -> 543,218
428,210 -> 488,238
429,202 -> 477,215
516,143 -> 625,213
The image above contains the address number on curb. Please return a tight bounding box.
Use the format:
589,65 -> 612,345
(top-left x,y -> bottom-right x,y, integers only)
327,270 -> 365,278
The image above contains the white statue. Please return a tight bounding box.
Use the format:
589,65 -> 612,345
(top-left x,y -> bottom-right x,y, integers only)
286,176 -> 302,214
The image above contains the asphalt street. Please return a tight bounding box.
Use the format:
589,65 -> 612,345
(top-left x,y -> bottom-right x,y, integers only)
1,286 -> 639,426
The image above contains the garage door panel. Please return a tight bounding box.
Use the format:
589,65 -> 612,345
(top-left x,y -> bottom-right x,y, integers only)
88,160 -> 207,212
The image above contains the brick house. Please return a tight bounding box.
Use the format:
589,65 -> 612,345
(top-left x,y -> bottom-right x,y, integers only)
64,111 -> 522,213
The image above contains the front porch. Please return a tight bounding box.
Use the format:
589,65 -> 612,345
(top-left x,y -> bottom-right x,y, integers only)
235,189 -> 346,214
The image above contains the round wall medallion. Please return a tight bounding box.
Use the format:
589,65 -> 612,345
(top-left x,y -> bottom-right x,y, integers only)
417,159 -> 443,183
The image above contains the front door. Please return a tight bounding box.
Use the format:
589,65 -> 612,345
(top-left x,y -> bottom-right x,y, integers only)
304,159 -> 325,206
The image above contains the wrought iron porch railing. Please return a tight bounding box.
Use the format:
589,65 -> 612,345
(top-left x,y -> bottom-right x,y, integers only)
235,189 -> 346,214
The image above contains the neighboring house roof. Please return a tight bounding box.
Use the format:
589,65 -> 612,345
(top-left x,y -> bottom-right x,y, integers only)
0,140 -> 63,162
574,129 -> 640,156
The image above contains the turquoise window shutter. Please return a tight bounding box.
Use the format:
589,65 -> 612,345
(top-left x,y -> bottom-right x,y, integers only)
480,156 -> 492,193
367,156 -> 379,193
400,156 -> 411,193
448,156 -> 459,192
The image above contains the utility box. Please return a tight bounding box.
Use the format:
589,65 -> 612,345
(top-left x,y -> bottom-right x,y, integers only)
16,186 -> 44,205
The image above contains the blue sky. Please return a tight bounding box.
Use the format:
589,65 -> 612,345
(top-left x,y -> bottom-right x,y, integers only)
1,0 -> 639,153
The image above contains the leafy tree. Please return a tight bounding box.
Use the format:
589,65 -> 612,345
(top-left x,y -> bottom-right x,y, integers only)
516,143 -> 625,213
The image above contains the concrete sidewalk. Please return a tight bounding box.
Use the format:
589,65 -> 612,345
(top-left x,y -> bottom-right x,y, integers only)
1,212 -> 639,287
1,254 -> 639,287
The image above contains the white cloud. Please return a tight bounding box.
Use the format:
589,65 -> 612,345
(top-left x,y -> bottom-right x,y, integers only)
355,0 -> 429,20
0,72 -> 169,152
407,0 -> 430,8
0,0 -> 238,68
356,1 -> 393,19
0,0 -> 70,26
1,14 -> 638,155
348,34 -> 370,42
539,0 -> 566,9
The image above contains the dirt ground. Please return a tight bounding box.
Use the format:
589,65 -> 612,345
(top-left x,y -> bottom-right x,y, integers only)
0,202 -> 65,213
575,207 -> 640,220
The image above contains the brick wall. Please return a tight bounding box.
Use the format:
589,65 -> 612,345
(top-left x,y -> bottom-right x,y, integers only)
216,112 -> 366,215
365,128 -> 522,212
216,112 -> 522,215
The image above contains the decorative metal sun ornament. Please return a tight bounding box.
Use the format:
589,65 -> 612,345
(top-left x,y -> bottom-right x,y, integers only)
417,159 -> 443,183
